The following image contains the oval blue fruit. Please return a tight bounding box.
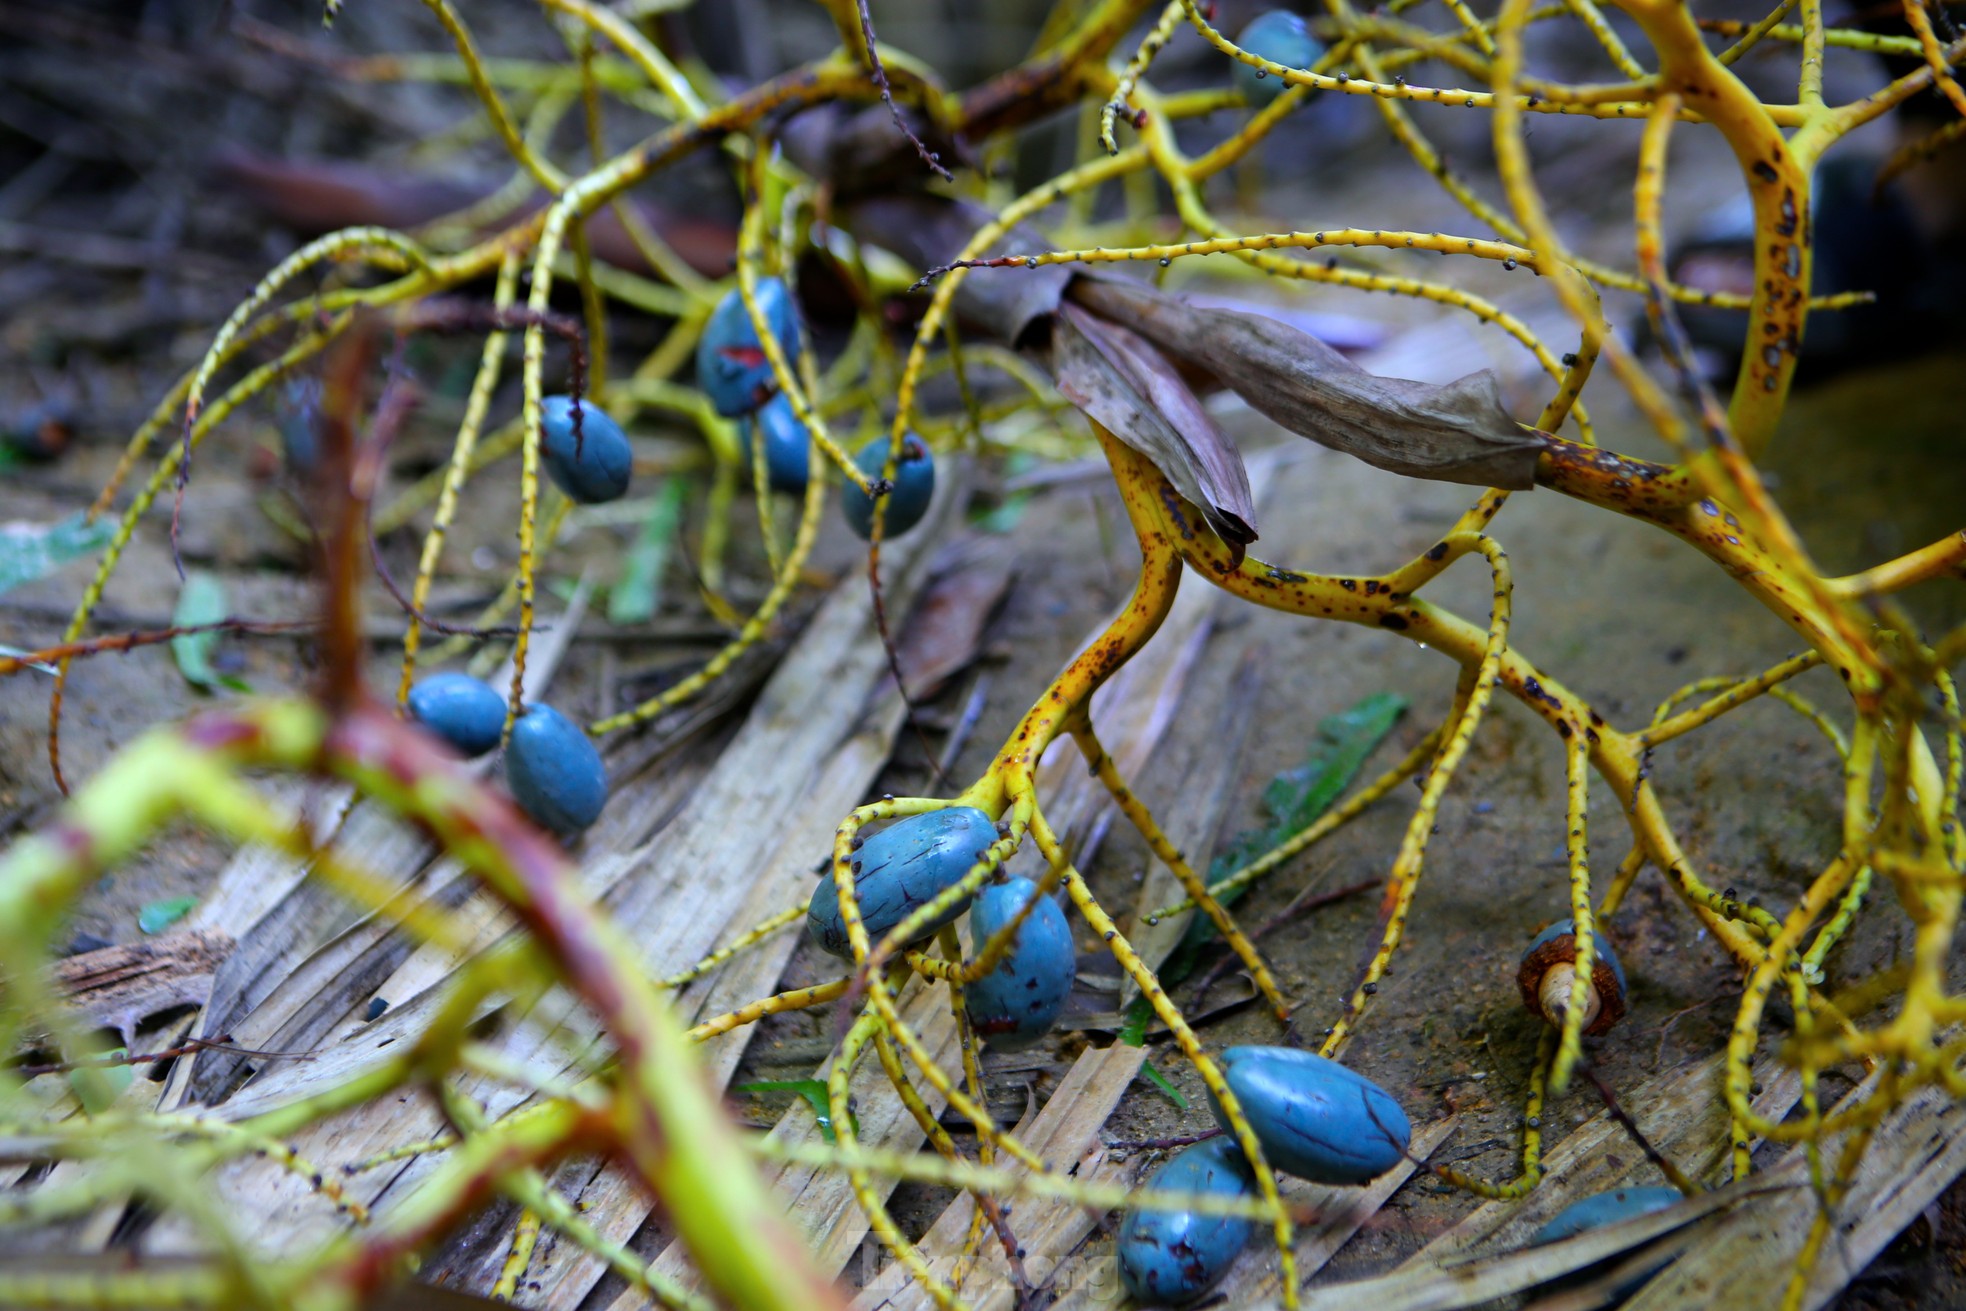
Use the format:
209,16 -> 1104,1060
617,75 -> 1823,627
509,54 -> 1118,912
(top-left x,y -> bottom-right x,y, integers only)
506,703 -> 608,837
406,672 -> 508,757
275,378 -> 320,474
1233,11 -> 1323,107
1207,1046 -> 1410,1184
1531,1186 -> 1683,1246
696,277 -> 802,417
1118,1137 -> 1256,1305
964,878 -> 1075,1051
539,395 -> 633,504
807,807 -> 996,959
841,435 -> 935,540
1530,1186 -> 1683,1303
741,392 -> 811,494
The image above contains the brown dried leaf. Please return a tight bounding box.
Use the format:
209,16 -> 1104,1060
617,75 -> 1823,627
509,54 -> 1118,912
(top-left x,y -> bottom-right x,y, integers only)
1622,1079 -> 1966,1311
1070,278 -> 1544,490
0,1260 -> 500,1311
1048,303 -> 1258,556
842,192 -> 1535,519
1408,1050 -> 1802,1264
45,929 -> 234,1048
1275,1178 -> 1787,1311
881,540 -> 1015,700
844,194 -> 1076,345
851,1042 -> 1149,1311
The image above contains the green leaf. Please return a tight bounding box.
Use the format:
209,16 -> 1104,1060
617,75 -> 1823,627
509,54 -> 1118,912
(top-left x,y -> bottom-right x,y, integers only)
170,572 -> 240,693
608,478 -> 686,625
68,1050 -> 134,1113
1139,1062 -> 1189,1110
1165,691 -> 1409,979
138,896 -> 198,934
1119,994 -> 1153,1048
737,1078 -> 851,1144
0,513 -> 114,598
1262,691 -> 1408,830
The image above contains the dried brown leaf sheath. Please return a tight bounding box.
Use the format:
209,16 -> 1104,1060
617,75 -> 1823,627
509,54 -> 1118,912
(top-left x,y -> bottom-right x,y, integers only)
1048,304 -> 1258,556
1070,278 -> 1543,491
43,929 -> 234,1048
844,194 -> 1540,534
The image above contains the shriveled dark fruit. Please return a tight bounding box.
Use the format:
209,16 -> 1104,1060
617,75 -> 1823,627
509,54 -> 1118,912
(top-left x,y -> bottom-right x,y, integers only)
742,392 -> 811,494
807,806 -> 996,959
406,672 -> 507,757
841,434 -> 935,540
963,877 -> 1074,1051
1517,917 -> 1628,1036
1206,1045 -> 1410,1185
696,276 -> 802,418
539,395 -> 633,504
1117,1136 -> 1257,1305
1234,11 -> 1324,107
506,703 -> 608,837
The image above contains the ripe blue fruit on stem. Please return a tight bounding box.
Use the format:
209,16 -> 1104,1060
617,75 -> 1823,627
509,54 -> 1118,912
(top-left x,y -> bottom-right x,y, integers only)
1117,1137 -> 1256,1305
807,807 -> 996,959
1234,11 -> 1323,107
742,392 -> 811,494
539,395 -> 633,504
841,435 -> 935,540
963,877 -> 1074,1050
1531,1186 -> 1684,1246
406,672 -> 507,757
1518,917 -> 1628,1035
506,703 -> 608,837
1206,1045 -> 1410,1184
696,277 -> 802,417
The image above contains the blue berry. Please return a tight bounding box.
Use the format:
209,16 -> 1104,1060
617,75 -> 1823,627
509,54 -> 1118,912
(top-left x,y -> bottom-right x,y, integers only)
506,703 -> 608,837
1118,1137 -> 1256,1305
406,672 -> 508,757
840,435 -> 935,540
807,807 -> 996,959
696,277 -> 802,418
1530,1186 -> 1684,1302
274,379 -> 320,475
964,878 -> 1074,1051
539,395 -> 633,504
1207,1046 -> 1410,1184
1531,1186 -> 1684,1246
1234,11 -> 1323,107
741,392 -> 812,494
